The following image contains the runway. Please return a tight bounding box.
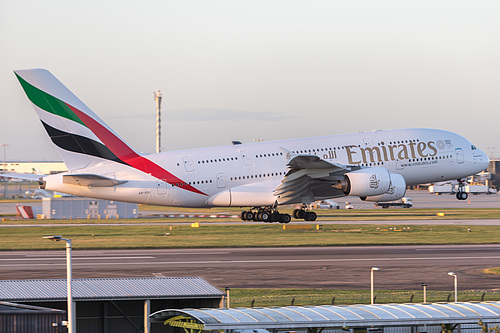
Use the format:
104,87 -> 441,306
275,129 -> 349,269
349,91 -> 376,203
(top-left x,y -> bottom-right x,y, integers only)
1,245 -> 500,290
1,191 -> 499,290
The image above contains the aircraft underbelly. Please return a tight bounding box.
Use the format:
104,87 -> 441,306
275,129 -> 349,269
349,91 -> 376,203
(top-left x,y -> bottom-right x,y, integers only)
206,182 -> 278,207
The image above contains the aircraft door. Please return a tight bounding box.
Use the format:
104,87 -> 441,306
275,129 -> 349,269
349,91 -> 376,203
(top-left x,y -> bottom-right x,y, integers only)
182,156 -> 195,172
216,173 -> 226,188
455,148 -> 464,164
240,150 -> 253,166
396,159 -> 405,170
363,138 -> 373,148
157,180 -> 167,195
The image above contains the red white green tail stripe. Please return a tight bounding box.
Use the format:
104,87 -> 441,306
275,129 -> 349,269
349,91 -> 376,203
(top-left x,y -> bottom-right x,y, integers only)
15,69 -> 205,196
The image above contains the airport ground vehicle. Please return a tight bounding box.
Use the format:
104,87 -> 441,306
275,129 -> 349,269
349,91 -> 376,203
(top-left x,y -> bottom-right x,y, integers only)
429,184 -> 496,195
375,197 -> 412,209
309,200 -> 340,209
428,184 -> 456,195
465,185 -> 497,195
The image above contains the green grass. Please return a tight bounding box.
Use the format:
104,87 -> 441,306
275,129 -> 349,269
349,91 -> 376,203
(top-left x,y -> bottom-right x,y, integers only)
2,208 -> 500,223
483,267 -> 500,275
1,223 -> 500,250
312,208 -> 500,221
138,206 -> 500,220
0,199 -> 42,203
230,288 -> 500,307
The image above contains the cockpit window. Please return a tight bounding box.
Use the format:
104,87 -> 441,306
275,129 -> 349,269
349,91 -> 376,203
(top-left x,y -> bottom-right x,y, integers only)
471,145 -> 477,150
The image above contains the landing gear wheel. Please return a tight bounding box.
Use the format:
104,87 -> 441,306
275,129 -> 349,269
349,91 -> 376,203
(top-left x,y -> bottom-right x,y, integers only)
292,209 -> 300,219
240,211 -> 247,221
271,211 -> 280,222
243,211 -> 254,221
297,209 -> 306,219
261,211 -> 271,222
279,214 -> 291,223
456,191 -> 468,200
304,211 -> 317,221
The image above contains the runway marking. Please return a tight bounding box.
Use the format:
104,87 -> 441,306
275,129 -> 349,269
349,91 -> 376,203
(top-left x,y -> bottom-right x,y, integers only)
22,252 -> 231,257
0,256 -> 154,261
1,255 -> 500,267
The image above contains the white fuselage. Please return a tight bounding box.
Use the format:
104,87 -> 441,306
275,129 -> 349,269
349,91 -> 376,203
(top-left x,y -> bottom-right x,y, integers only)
43,128 -> 489,207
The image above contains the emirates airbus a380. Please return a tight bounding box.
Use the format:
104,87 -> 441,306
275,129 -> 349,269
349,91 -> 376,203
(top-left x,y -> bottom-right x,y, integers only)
11,69 -> 489,223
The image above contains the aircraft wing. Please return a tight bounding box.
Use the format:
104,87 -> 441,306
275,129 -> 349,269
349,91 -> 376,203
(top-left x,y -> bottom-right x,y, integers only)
274,152 -> 352,205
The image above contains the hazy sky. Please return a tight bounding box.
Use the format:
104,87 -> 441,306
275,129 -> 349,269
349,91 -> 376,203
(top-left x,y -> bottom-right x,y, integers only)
1,0 -> 499,161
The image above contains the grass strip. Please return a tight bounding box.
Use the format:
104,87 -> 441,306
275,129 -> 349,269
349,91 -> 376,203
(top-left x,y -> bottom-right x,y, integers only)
1,224 -> 499,250
137,206 -> 500,220
230,288 -> 500,307
482,267 -> 500,275
2,208 -> 500,224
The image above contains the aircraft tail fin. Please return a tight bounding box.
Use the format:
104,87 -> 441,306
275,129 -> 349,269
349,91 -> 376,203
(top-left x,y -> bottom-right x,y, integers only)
15,69 -> 207,196
14,69 -> 139,170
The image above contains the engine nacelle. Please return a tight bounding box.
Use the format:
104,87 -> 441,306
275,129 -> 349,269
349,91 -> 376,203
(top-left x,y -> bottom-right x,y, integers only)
362,172 -> 407,202
338,168 -> 391,197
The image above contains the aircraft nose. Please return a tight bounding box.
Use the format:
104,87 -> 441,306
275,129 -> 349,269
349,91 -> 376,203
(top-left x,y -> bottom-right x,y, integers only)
479,150 -> 490,171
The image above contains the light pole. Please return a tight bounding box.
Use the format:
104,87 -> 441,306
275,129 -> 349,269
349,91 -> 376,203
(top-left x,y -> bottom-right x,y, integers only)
225,287 -> 231,308
1,144 -> 7,199
371,267 -> 380,304
44,235 -> 75,333
154,90 -> 162,154
448,272 -> 458,302
421,283 -> 427,303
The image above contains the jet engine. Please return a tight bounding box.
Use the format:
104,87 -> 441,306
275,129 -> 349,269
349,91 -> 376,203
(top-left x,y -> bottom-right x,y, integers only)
361,172 -> 407,202
336,168 -> 391,197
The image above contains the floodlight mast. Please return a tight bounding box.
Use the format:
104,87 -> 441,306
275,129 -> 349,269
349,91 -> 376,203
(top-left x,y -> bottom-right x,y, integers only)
154,90 -> 162,154
43,235 -> 75,333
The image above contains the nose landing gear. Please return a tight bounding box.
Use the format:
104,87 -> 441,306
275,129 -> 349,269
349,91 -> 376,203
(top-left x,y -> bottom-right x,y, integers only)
456,191 -> 468,200
456,179 -> 469,201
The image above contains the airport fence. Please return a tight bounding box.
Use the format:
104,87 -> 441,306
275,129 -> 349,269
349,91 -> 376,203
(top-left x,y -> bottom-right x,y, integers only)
0,181 -> 39,199
232,290 -> 500,307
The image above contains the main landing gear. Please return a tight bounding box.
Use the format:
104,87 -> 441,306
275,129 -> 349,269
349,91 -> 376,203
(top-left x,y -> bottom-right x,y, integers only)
456,179 -> 468,201
292,207 -> 317,221
240,208 -> 291,223
240,205 -> 317,223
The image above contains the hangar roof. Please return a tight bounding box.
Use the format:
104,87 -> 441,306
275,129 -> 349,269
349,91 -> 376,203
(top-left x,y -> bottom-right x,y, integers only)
0,277 -> 224,302
151,302 -> 500,330
0,301 -> 66,314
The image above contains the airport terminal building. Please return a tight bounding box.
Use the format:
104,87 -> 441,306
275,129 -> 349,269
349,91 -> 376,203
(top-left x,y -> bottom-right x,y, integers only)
0,161 -> 67,175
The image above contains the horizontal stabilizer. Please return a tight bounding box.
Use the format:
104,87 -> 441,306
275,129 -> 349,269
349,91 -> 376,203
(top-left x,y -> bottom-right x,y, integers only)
63,174 -> 127,187
2,173 -> 44,182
